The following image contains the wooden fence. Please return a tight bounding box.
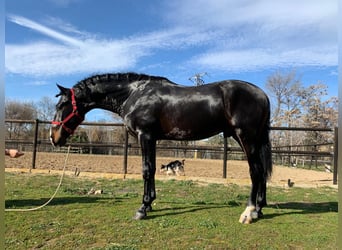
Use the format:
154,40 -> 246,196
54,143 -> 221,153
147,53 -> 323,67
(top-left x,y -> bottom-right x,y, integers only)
5,119 -> 338,184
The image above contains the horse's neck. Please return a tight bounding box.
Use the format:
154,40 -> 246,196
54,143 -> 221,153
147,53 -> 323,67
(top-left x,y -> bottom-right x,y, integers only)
88,80 -> 134,115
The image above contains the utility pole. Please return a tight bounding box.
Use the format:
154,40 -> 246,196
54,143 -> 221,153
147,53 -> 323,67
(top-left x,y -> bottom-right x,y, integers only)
189,72 -> 208,86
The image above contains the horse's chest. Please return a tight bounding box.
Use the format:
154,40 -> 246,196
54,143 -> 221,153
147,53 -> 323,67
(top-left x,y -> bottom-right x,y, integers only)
122,96 -> 160,129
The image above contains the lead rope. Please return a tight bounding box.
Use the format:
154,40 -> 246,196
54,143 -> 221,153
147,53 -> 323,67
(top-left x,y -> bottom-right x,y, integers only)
5,146 -> 71,212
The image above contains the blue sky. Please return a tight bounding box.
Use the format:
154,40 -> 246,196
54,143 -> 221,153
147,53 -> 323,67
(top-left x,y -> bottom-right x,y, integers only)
5,0 -> 338,121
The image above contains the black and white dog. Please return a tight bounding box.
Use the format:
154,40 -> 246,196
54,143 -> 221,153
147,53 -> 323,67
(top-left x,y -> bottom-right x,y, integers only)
160,159 -> 185,176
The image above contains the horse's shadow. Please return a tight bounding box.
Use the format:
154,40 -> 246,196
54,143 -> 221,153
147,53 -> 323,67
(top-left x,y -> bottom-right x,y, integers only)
263,201 -> 338,220
6,197 -> 337,222
145,201 -> 240,219
5,196 -> 123,209
145,201 -> 338,220
5,196 -> 239,219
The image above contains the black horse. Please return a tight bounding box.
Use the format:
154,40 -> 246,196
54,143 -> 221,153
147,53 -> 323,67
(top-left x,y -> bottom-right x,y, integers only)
50,73 -> 272,224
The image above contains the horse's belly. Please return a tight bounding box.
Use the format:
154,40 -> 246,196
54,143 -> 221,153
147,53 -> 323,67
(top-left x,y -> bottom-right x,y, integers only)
158,95 -> 227,140
163,128 -> 221,140
161,116 -> 225,140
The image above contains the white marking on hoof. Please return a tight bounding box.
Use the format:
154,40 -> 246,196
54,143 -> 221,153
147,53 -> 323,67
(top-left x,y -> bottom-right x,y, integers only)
251,211 -> 258,219
239,205 -> 256,224
133,210 -> 146,220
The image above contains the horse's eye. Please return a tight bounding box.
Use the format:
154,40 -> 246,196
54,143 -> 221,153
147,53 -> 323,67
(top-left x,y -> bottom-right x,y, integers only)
56,100 -> 68,110
56,102 -> 63,109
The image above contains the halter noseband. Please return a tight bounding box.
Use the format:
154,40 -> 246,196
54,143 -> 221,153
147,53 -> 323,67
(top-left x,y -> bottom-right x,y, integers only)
51,88 -> 84,135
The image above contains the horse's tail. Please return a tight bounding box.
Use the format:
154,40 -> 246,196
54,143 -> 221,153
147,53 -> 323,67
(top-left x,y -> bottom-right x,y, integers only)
260,108 -> 273,180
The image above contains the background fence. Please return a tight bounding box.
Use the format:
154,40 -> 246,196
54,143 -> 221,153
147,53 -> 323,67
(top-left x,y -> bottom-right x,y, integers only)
5,119 -> 338,184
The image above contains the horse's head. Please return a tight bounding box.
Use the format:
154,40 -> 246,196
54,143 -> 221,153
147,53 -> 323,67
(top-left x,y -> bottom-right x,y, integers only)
50,84 -> 86,147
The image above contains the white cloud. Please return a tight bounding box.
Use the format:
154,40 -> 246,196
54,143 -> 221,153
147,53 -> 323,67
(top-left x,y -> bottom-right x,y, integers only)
163,0 -> 338,70
191,46 -> 337,72
5,0 -> 338,77
163,0 -> 337,31
7,14 -> 83,47
5,15 -> 213,76
5,40 -> 141,76
46,0 -> 81,8
44,16 -> 93,38
26,80 -> 50,86
5,14 -> 149,76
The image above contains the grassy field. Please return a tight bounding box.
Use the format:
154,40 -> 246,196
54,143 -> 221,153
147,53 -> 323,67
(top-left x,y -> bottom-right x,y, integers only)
5,172 -> 338,250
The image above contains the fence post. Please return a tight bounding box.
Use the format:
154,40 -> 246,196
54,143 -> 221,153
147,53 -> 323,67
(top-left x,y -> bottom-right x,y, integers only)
123,127 -> 129,178
223,137 -> 227,178
333,127 -> 338,185
31,119 -> 39,171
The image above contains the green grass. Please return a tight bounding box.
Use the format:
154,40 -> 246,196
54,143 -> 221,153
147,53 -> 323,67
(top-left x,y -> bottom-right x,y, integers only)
5,172 -> 338,250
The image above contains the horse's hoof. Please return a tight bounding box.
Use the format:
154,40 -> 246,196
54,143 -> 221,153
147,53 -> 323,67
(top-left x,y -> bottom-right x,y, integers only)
133,210 -> 146,220
239,205 -> 256,224
257,211 -> 263,218
239,215 -> 252,224
251,211 -> 259,219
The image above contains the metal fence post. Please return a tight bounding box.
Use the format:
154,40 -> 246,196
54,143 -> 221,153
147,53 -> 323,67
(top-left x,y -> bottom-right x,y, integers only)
333,127 -> 338,185
123,127 -> 129,178
223,137 -> 227,178
31,119 -> 39,171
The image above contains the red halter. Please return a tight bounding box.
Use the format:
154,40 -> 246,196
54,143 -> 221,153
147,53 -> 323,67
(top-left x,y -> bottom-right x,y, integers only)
51,88 -> 84,135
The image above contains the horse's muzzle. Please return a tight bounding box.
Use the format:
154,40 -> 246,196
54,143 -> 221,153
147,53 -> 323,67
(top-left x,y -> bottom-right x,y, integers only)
50,125 -> 67,147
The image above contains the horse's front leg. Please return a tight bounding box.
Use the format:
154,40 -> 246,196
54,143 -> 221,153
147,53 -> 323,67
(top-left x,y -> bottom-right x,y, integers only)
133,133 -> 156,220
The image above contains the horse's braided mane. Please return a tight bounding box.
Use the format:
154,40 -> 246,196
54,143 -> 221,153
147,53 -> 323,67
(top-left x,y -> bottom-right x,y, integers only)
71,73 -> 169,114
75,72 -> 168,88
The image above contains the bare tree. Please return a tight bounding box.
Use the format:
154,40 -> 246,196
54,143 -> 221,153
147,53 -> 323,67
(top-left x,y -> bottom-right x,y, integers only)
302,83 -> 338,144
5,100 -> 37,139
302,83 -> 338,129
265,70 -> 304,127
34,96 -> 57,140
5,100 -> 37,120
266,70 -> 338,167
36,96 -> 56,121
265,70 -> 307,165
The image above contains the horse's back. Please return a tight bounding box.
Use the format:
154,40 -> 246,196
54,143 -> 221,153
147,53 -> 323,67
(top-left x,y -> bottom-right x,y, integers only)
217,80 -> 268,101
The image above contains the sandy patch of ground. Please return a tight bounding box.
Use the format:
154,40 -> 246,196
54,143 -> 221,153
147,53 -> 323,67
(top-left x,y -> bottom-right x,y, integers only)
5,152 -> 336,188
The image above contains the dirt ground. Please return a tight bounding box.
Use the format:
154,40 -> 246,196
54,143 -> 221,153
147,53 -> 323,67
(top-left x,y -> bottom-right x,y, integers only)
5,152 -> 336,188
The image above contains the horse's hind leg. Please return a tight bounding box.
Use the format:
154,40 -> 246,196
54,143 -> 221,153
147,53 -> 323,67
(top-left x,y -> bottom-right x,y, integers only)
239,159 -> 267,223
234,134 -> 267,224
254,129 -> 272,218
239,154 -> 264,224
256,179 -> 267,217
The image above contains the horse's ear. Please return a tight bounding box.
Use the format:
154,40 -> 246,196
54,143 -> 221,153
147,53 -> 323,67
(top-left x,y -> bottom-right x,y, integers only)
56,84 -> 69,97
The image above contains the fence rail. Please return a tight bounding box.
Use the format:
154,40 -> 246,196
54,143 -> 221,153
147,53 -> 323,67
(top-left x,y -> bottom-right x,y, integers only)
5,119 -> 338,184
